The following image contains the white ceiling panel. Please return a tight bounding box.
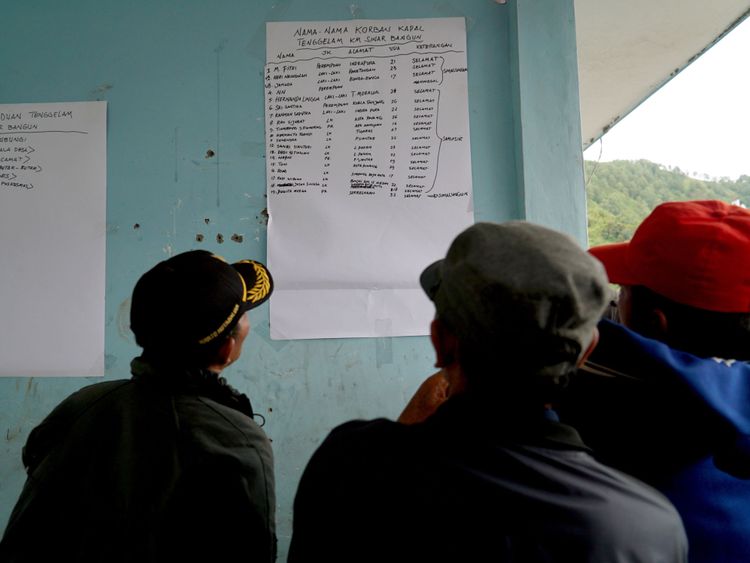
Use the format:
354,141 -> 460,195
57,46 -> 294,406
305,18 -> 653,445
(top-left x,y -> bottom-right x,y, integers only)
576,1 -> 750,147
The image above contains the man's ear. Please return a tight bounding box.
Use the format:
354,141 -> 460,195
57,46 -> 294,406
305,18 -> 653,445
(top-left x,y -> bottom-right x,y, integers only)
430,318 -> 458,368
577,327 -> 599,367
632,307 -> 670,342
649,307 -> 669,339
216,335 -> 236,367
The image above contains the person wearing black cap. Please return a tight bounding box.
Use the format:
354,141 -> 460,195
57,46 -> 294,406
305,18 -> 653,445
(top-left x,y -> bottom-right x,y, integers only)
288,222 -> 687,563
0,250 -> 276,563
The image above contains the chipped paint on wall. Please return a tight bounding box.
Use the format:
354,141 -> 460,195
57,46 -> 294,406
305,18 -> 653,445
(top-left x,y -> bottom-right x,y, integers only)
117,298 -> 134,343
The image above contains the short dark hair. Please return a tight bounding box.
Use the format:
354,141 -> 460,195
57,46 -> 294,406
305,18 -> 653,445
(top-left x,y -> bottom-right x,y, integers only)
138,318 -> 243,369
439,313 -> 580,404
629,285 -> 750,360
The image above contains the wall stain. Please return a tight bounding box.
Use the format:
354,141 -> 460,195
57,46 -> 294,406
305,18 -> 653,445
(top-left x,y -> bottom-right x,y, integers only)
174,127 -> 180,182
240,141 -> 263,157
91,83 -> 113,100
257,208 -> 269,225
600,115 -> 621,137
375,337 -> 393,367
170,199 -> 181,239
215,40 -> 227,209
117,298 -> 134,342
25,377 -> 35,397
246,0 -> 293,61
333,343 -> 343,359
6,426 -> 22,442
105,354 -> 118,370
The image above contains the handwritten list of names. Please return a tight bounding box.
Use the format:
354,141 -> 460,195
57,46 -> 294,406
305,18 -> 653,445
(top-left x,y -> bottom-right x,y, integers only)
265,18 -> 473,340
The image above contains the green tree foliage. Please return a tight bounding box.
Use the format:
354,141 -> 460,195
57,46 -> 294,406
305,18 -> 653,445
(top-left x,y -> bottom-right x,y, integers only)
585,159 -> 750,246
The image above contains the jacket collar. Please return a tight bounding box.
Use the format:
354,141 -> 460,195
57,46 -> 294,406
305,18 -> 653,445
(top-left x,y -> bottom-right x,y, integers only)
130,357 -> 255,420
427,393 -> 591,452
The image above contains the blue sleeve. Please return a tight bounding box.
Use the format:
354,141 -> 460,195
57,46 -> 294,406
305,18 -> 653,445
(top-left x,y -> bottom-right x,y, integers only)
593,319 -> 750,436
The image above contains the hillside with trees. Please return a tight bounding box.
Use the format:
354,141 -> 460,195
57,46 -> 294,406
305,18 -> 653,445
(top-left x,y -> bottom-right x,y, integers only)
585,159 -> 750,246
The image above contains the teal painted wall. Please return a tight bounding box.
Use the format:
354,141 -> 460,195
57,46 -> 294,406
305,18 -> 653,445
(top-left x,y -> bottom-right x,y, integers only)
0,1 -> 582,558
509,0 -> 588,241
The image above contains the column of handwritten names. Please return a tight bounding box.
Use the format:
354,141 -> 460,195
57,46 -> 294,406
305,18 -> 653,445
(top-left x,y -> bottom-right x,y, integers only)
265,29 -> 465,200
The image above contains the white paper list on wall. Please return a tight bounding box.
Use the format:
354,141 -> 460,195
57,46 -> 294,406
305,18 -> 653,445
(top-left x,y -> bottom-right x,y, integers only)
0,101 -> 107,376
265,18 -> 474,340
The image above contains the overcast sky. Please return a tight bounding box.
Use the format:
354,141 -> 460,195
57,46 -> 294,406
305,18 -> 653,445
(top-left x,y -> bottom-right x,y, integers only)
583,16 -> 750,180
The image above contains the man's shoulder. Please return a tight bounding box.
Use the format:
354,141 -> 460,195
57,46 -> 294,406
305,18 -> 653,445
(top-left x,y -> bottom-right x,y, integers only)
35,379 -> 133,426
21,379 -> 134,470
64,378 -> 133,401
324,417 -> 407,447
330,416 -> 402,436
582,460 -> 688,557
174,392 -> 271,456
293,415 -> 688,562
306,417 -> 410,469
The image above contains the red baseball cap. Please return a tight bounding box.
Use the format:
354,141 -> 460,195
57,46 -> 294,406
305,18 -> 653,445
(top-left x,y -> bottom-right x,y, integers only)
589,200 -> 750,313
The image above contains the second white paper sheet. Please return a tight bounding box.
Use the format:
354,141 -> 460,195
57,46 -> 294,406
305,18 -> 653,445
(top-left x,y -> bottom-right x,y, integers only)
0,101 -> 107,375
265,17 -> 474,339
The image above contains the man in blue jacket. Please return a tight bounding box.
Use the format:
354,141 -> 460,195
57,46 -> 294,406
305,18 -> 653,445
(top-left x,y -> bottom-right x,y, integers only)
561,200 -> 750,563
289,221 -> 687,562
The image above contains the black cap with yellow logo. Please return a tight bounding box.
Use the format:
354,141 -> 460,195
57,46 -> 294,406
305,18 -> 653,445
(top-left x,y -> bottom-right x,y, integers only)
130,250 -> 273,353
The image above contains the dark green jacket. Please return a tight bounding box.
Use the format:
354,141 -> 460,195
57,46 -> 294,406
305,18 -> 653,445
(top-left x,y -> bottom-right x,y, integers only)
0,358 -> 276,562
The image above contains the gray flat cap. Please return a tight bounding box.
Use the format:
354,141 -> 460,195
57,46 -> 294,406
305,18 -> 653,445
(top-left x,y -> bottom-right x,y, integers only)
421,221 -> 609,380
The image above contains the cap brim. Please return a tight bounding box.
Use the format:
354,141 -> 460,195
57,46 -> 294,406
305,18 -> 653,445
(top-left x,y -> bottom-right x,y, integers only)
234,260 -> 274,310
588,242 -> 639,286
420,259 -> 443,301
